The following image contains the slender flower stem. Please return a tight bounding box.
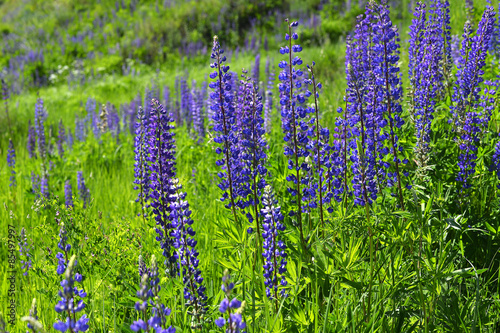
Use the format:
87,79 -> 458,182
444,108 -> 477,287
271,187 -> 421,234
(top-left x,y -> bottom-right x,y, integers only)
287,23 -> 305,251
309,66 -> 325,233
250,89 -> 262,257
342,98 -> 349,195
215,50 -> 239,227
381,36 -> 405,210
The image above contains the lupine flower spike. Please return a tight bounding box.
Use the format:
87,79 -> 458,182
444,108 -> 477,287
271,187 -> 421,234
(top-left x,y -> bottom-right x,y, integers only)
130,255 -> 175,333
77,172 -> 90,208
409,1 -> 447,175
372,1 -> 407,208
451,6 -> 496,192
133,106 -> 149,222
261,186 -> 288,301
24,298 -> 42,333
146,99 -> 178,276
27,120 -> 37,159
215,270 -> 246,332
53,255 -> 89,332
306,63 -> 331,229
65,180 -> 73,208
209,35 -> 241,226
19,228 -> 33,276
492,136 -> 500,193
57,119 -> 65,158
236,71 -> 268,247
279,19 -> 307,250
169,178 -> 208,328
7,139 -> 16,187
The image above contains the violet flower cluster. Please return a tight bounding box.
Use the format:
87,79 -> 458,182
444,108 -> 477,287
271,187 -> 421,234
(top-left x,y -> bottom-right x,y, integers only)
53,255 -> 89,332
493,136 -> 500,190
77,171 -> 90,208
235,72 -> 268,232
215,271 -> 246,333
305,63 -> 341,216
7,139 -> 16,187
27,120 -> 37,159
169,179 -> 207,328
53,223 -> 88,332
133,106 -> 150,219
58,119 -> 65,158
260,186 -> 288,299
209,36 -> 242,221
145,99 -> 178,276
131,98 -> 208,327
278,20 -> 308,245
19,228 -> 32,276
408,0 -> 451,170
370,0 -> 407,203
451,6 -> 496,190
65,180 -> 73,208
341,0 -> 408,207
130,255 -> 175,333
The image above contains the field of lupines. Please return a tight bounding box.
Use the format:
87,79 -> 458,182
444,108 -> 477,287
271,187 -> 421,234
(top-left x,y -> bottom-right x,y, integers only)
2,0 -> 500,332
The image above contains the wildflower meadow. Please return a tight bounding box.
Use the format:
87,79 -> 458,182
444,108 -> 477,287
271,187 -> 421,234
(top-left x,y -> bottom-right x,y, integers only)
2,0 -> 500,331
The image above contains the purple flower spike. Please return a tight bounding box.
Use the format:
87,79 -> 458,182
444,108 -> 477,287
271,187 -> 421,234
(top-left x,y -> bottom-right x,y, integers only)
65,180 -> 73,208
53,255 -> 88,332
77,171 -> 90,208
57,119 -> 65,158
27,120 -> 37,159
169,178 -> 208,327
7,139 -> 16,187
451,6 -> 496,191
216,270 -> 245,333
209,36 -> 242,225
145,99 -> 178,276
19,228 -> 32,276
261,186 -> 288,299
130,255 -> 175,333
34,97 -> 47,161
409,1 -> 451,173
133,106 -> 150,219
279,20 -> 309,249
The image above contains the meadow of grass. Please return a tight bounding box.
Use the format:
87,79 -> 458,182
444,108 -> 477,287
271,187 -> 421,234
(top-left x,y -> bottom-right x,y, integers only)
1,0 -> 500,332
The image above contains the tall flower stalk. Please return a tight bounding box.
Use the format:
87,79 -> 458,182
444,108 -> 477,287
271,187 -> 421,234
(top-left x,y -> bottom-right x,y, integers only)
307,64 -> 327,230
215,270 -> 246,333
451,6 -> 496,192
133,106 -> 149,223
237,72 -> 268,248
409,1 -> 447,174
279,20 -> 307,250
209,36 -> 241,226
146,99 -> 178,276
2,79 -> 12,136
7,139 -> 16,187
261,186 -> 288,303
53,221 -> 89,333
130,255 -> 175,333
372,0 -> 406,209
169,178 -> 207,328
